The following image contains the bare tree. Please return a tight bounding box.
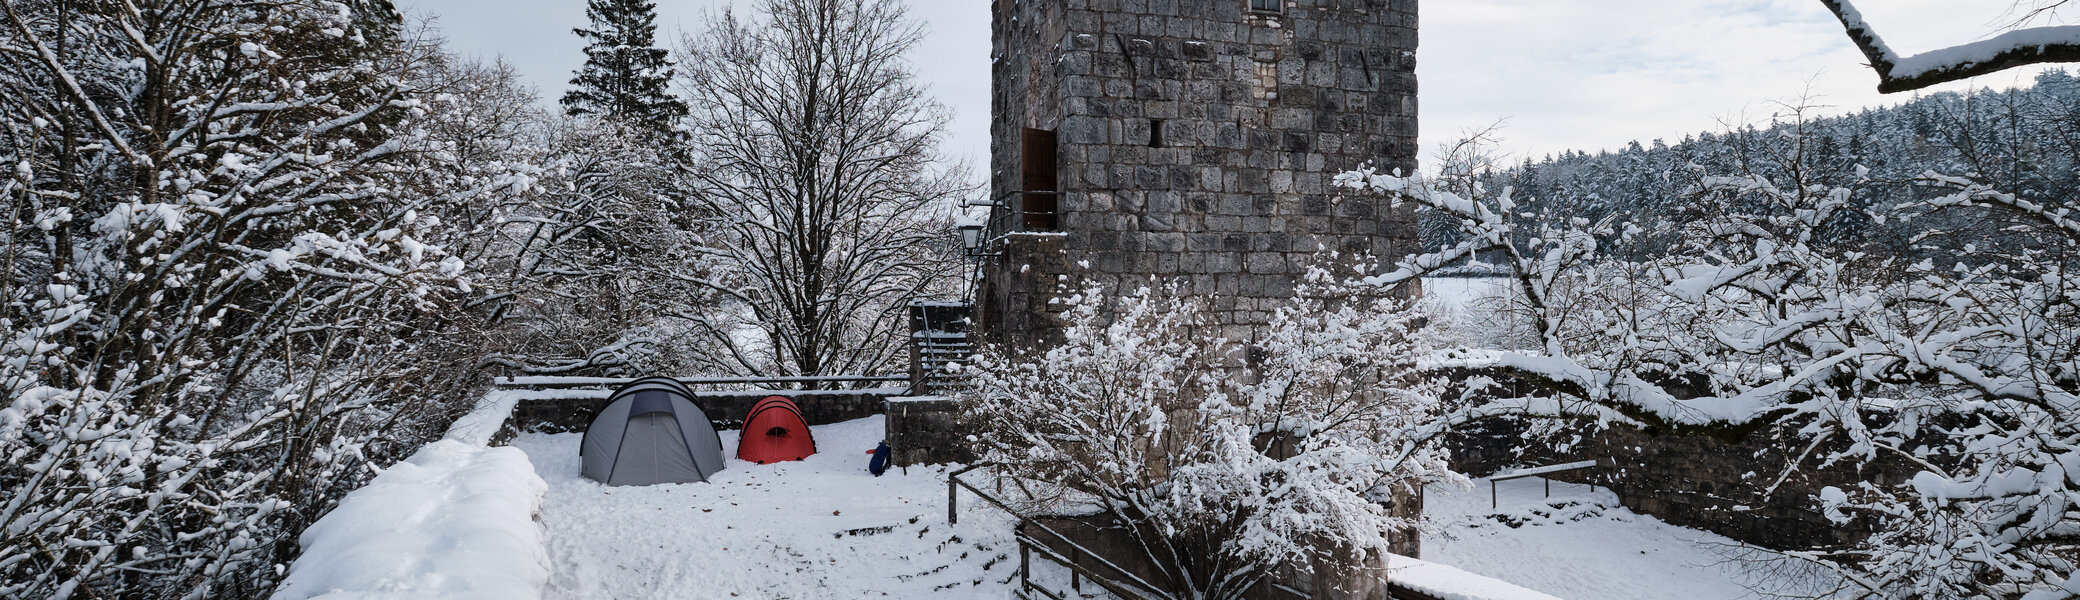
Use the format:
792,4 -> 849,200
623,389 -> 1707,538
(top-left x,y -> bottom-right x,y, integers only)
674,0 -> 966,381
476,114 -> 707,377
1821,0 -> 2080,93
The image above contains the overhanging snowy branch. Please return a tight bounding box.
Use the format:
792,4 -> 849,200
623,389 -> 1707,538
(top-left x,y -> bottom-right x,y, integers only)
1822,0 -> 2080,93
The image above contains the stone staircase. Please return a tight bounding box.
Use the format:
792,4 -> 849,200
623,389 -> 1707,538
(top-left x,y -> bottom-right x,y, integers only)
908,301 -> 974,395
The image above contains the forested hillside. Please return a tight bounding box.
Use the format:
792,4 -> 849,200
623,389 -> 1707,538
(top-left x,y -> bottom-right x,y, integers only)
1433,70 -> 2080,263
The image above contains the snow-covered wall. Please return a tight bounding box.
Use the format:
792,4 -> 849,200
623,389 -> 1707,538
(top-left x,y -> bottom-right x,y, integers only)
1445,398 -> 1911,550
271,394 -> 548,600
1389,554 -> 1564,600
507,387 -> 899,433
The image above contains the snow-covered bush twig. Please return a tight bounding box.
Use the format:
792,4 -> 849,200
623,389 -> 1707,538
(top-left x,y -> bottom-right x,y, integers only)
1337,115 -> 2080,598
964,269 -> 1458,600
0,5 -> 537,598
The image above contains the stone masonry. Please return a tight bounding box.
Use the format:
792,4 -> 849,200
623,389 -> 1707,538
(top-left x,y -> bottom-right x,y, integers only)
1449,418 -> 1912,551
1441,368 -> 1915,551
978,0 -> 1421,347
966,0 -> 1427,571
507,389 -> 897,434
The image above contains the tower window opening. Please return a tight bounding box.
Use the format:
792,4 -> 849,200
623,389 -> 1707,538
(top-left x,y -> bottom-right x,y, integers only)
1020,127 -> 1059,230
1250,0 -> 1282,13
1149,119 -> 1165,148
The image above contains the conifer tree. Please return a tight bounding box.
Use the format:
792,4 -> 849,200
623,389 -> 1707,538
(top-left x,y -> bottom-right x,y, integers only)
563,0 -> 687,132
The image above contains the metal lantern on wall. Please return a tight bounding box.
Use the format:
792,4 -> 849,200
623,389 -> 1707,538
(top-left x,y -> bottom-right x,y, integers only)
955,219 -> 985,256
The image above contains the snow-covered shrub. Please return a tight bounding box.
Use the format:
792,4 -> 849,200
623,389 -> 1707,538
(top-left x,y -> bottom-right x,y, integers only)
0,4 -> 537,598
1338,117 -> 2080,598
964,270 -> 1455,600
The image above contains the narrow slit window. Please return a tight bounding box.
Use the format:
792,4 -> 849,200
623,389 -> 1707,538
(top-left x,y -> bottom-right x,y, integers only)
1149,119 -> 1165,148
1250,0 -> 1282,13
1020,127 -> 1059,230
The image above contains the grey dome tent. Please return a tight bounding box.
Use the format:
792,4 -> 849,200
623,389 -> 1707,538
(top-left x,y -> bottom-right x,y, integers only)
580,377 -> 726,485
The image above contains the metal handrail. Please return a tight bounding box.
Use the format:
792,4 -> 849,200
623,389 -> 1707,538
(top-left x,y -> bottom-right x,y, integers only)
949,463 -> 1170,600
1019,521 -> 1168,598
954,464 -> 1459,600
493,374 -> 909,389
1487,459 -> 1603,509
980,189 -> 1063,257
1017,532 -> 1164,600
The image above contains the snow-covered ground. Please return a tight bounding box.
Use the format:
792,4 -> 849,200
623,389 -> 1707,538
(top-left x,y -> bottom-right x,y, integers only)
1424,276 -> 1513,311
512,416 -> 1044,599
273,440 -> 549,600
1424,476 -> 1841,600
1422,277 -> 1530,350
505,412 -> 1834,599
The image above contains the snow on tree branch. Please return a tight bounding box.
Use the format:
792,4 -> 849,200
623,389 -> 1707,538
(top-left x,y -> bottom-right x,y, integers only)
0,5 -> 544,597
1340,117 -> 2080,596
964,271 -> 1460,600
1822,0 -> 2080,93
672,0 -> 965,382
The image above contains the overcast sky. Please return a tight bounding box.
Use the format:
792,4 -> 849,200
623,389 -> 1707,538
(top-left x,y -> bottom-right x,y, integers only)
397,0 -> 2067,172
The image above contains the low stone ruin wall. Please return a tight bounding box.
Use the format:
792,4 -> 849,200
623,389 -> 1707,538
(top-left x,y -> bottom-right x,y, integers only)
1447,397 -> 1911,551
506,387 -> 984,469
506,387 -> 901,434
883,396 -> 975,467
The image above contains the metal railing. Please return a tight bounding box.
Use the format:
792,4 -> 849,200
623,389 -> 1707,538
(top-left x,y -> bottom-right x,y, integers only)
1487,459 -> 1602,509
493,374 -> 912,392
948,463 -> 1168,600
978,189 -> 1062,257
950,464 -> 1472,600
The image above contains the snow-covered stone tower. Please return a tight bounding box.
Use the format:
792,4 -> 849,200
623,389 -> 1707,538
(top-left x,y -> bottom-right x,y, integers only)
977,0 -> 1421,345
977,0 -> 1420,345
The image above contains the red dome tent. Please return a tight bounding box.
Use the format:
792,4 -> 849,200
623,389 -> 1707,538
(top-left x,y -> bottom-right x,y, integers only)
737,396 -> 816,464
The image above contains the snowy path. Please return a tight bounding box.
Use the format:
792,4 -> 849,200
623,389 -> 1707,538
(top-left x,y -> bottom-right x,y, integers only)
513,416 -> 1030,599
1423,477 -> 1842,599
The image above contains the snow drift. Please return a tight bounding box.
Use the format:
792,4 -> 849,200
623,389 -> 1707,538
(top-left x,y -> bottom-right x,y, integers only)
1389,554 -> 1564,600
271,440 -> 549,600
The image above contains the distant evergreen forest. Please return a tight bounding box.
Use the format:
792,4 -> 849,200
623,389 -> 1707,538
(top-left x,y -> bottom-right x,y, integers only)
1436,70 -> 2080,265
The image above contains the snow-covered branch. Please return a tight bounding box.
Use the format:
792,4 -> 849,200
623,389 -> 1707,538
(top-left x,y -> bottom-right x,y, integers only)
965,272 -> 1459,600
1821,0 -> 2080,93
1342,117 -> 2080,596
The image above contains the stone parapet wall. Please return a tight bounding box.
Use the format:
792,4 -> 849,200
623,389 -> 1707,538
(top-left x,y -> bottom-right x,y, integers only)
506,388 -> 900,434
884,396 -> 976,467
1444,373 -> 1912,550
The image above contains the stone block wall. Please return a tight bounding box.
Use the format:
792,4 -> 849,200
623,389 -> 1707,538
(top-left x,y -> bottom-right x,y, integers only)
1446,390 -> 1913,551
506,389 -> 897,435
980,0 -> 1422,348
883,396 -> 976,466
